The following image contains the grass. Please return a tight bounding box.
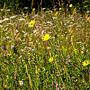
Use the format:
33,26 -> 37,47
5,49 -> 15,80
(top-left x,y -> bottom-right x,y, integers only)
0,8 -> 90,90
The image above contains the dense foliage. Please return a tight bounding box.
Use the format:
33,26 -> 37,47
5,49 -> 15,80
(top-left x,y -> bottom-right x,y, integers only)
0,0 -> 90,14
0,0 -> 90,90
0,8 -> 90,89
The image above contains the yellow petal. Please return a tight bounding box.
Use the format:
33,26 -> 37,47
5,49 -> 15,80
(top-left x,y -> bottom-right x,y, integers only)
82,60 -> 90,67
42,34 -> 51,41
29,19 -> 35,28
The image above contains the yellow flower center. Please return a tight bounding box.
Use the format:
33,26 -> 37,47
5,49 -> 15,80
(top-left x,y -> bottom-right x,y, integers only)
29,19 -> 35,28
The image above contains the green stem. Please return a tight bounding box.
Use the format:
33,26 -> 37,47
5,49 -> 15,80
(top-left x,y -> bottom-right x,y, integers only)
25,64 -> 32,89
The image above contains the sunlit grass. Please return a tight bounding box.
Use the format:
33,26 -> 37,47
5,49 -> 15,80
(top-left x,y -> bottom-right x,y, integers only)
0,9 -> 90,89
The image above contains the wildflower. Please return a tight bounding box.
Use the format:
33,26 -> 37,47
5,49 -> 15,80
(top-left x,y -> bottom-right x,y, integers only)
48,57 -> 54,63
69,4 -> 73,8
82,60 -> 90,67
42,34 -> 51,41
29,19 -> 35,28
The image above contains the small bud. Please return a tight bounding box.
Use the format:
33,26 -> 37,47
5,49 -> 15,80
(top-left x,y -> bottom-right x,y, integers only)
19,80 -> 24,86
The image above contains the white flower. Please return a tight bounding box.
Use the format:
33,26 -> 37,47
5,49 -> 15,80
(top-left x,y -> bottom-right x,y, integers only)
19,80 -> 24,86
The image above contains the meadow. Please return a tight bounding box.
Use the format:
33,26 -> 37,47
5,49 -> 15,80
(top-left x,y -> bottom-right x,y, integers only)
0,8 -> 90,90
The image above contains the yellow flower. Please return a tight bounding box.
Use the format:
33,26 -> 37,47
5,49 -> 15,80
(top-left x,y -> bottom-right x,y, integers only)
29,19 -> 35,28
48,57 -> 54,63
82,60 -> 90,67
42,34 -> 51,41
69,4 -> 73,8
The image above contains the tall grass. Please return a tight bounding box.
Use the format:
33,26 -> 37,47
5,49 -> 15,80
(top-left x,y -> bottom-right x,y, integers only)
0,9 -> 90,89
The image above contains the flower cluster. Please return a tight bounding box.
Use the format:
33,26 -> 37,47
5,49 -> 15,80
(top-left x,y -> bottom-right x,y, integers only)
42,34 -> 51,41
